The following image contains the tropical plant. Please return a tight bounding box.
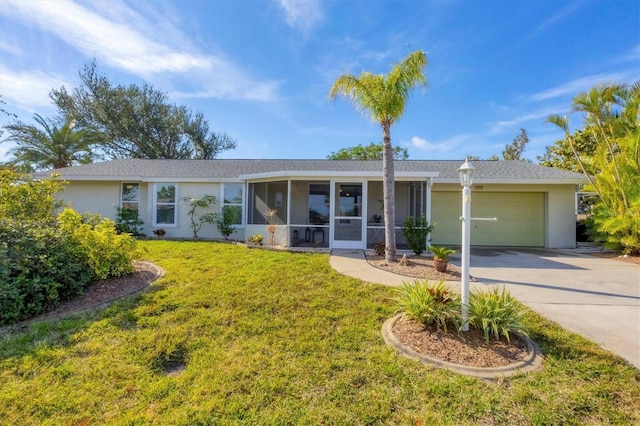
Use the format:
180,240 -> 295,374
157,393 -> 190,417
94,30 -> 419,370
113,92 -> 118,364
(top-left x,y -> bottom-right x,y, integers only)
327,142 -> 409,160
428,245 -> 457,261
266,209 -> 278,246
395,280 -> 461,332
2,114 -> 101,170
467,287 -> 529,344
547,81 -> 640,254
182,195 -> 218,238
214,206 -> 237,240
329,50 -> 428,262
401,215 -> 433,255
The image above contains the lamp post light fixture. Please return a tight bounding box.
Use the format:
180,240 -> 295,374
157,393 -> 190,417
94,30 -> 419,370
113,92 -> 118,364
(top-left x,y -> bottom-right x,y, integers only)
458,158 -> 475,332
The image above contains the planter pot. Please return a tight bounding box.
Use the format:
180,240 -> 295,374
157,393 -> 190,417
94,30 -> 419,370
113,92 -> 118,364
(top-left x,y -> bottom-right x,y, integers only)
433,258 -> 448,273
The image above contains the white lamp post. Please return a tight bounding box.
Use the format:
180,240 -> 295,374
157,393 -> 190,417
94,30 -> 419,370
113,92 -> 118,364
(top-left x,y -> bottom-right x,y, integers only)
458,158 -> 475,332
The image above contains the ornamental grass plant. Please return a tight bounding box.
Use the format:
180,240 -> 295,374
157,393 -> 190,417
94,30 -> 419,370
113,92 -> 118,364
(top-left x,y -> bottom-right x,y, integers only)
467,287 -> 529,344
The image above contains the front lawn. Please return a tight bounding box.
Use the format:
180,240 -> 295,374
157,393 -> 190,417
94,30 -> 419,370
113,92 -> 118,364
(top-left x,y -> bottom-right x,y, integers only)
1,241 -> 638,424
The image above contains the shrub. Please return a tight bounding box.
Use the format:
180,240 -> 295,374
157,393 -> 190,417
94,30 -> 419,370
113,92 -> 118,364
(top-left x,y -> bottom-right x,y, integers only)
373,241 -> 385,256
395,280 -> 461,332
401,215 -> 433,255
114,206 -> 145,236
247,234 -> 263,245
214,206 -> 237,240
0,169 -> 66,223
58,209 -> 141,280
0,219 -> 93,325
153,228 -> 167,238
467,287 -> 529,343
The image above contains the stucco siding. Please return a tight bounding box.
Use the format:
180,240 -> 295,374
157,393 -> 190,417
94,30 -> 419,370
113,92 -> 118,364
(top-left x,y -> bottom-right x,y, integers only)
61,181 -> 121,221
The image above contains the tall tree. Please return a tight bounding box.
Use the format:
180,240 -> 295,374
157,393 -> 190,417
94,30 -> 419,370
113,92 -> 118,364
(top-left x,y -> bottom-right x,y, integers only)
537,129 -> 598,171
485,129 -> 530,161
2,114 -> 99,170
548,82 -> 640,254
50,62 -> 236,160
328,142 -> 409,160
503,128 -> 529,161
329,50 -> 427,262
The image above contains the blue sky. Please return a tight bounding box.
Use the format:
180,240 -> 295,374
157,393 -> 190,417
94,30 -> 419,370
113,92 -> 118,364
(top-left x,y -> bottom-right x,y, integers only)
1,0 -> 638,163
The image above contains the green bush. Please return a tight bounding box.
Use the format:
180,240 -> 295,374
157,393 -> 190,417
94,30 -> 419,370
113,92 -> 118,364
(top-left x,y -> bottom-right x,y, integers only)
0,219 -> 94,324
247,234 -> 263,245
467,287 -> 528,343
401,215 -> 433,255
214,206 -> 237,240
58,209 -> 141,280
394,280 -> 461,332
0,169 -> 66,223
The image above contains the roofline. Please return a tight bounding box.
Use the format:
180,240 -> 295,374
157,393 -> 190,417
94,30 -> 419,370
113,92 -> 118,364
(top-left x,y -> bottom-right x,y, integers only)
238,171 -> 441,180
435,178 -> 586,185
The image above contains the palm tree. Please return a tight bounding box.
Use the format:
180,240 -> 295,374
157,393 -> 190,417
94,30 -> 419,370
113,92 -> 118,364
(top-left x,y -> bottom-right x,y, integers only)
3,114 -> 100,170
329,50 -> 428,262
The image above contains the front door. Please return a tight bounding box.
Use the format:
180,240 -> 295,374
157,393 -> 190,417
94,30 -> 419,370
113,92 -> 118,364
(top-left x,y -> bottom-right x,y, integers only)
332,182 -> 364,249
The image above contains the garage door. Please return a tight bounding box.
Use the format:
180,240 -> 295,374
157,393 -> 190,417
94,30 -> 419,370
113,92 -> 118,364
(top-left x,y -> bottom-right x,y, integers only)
430,192 -> 545,247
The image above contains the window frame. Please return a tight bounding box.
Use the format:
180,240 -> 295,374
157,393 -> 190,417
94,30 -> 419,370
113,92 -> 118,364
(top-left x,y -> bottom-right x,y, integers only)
221,182 -> 244,227
152,182 -> 178,227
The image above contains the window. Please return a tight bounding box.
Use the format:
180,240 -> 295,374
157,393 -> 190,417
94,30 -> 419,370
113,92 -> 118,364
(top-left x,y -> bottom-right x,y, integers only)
309,184 -> 330,224
222,183 -> 243,225
121,182 -> 140,215
153,183 -> 177,226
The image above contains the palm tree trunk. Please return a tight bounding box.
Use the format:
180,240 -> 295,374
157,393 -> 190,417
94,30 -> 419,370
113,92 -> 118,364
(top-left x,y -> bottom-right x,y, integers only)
382,124 -> 396,262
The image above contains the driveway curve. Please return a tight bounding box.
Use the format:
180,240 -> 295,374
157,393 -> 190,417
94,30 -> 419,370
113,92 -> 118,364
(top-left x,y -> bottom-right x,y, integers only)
330,248 -> 640,369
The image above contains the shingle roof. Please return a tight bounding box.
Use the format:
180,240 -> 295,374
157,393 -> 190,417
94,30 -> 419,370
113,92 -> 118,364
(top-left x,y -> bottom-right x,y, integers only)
36,159 -> 586,184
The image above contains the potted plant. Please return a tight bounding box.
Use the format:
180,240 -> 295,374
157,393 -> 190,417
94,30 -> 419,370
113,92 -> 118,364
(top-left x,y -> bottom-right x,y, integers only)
428,245 -> 457,273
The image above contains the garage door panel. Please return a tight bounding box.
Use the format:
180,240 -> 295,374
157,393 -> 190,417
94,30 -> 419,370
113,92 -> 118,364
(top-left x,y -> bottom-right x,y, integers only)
430,192 -> 544,247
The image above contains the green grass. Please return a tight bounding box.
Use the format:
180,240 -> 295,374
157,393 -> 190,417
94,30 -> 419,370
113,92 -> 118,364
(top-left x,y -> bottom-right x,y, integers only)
1,240 -> 638,425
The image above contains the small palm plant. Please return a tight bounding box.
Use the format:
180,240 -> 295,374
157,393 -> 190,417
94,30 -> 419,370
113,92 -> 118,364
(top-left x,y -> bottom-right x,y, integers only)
395,280 -> 461,332
467,287 -> 529,344
428,245 -> 457,272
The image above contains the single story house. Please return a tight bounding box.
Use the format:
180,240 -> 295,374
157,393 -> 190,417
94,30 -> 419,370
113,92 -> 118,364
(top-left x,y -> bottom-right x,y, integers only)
38,159 -> 587,249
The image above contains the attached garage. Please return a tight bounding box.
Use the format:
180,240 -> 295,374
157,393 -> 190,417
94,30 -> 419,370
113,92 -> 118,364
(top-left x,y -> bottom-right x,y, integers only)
430,191 -> 545,247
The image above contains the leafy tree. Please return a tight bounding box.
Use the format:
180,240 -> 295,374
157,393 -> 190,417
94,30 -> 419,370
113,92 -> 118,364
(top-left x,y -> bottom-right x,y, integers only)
548,82 -> 640,254
328,141 -> 409,160
2,114 -> 100,170
538,129 -> 598,171
484,129 -> 530,161
50,62 -> 236,160
503,128 -> 530,161
329,50 -> 428,262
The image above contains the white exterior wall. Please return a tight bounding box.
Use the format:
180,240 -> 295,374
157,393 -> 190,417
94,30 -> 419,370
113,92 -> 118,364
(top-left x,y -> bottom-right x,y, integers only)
60,181 -> 246,241
546,185 -> 577,248
61,181 -> 122,220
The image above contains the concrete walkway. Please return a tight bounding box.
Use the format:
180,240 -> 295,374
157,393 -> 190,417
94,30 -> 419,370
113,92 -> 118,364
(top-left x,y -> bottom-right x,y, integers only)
330,248 -> 640,369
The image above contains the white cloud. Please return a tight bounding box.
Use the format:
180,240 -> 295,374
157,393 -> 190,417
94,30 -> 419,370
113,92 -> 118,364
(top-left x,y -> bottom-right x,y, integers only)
277,0 -> 323,34
528,72 -> 634,102
1,0 -> 278,101
410,135 -> 463,154
490,109 -> 559,134
0,66 -> 71,111
526,1 -> 582,40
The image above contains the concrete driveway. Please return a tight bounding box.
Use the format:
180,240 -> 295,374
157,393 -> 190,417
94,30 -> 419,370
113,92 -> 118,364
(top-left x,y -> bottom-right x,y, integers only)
449,248 -> 640,369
